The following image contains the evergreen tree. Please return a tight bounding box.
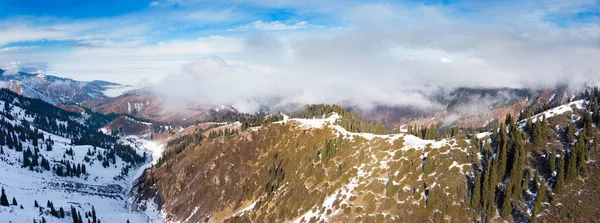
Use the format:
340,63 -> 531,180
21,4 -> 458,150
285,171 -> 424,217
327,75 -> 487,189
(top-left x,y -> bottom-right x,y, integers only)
583,112 -> 594,138
507,132 -> 525,199
567,146 -> 578,181
531,179 -> 546,223
34,200 -> 39,207
71,206 -> 78,223
22,150 -> 30,167
554,157 -> 566,193
0,187 -> 9,206
548,153 -> 556,174
471,172 -> 481,211
501,190 -> 512,219
497,123 -> 509,181
525,118 -> 533,136
92,205 -> 97,223
575,137 -> 587,176
60,207 -> 65,218
565,123 -> 576,142
12,197 -> 17,205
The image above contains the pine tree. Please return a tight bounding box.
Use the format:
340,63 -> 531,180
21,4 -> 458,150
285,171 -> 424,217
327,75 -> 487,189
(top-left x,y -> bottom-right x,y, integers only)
71,206 -> 78,223
12,197 -> 17,205
575,137 -> 587,176
497,124 -> 509,181
554,157 -> 566,193
567,146 -> 578,181
34,200 -> 39,207
0,187 -> 9,206
471,172 -> 481,211
583,112 -> 594,138
525,118 -> 533,136
22,150 -> 30,168
92,205 -> 97,223
482,158 -> 496,216
531,179 -> 546,223
548,153 -> 556,174
533,118 -> 543,146
501,190 -> 512,219
60,207 -> 65,218
566,123 -> 575,142
507,132 -> 525,199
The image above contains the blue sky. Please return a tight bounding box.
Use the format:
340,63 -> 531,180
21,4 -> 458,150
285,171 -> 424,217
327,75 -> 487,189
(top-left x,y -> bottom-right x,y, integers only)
0,0 -> 598,111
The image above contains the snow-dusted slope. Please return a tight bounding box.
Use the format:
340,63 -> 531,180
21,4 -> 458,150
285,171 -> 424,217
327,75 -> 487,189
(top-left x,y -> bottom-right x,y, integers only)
0,90 -> 163,223
0,68 -> 127,105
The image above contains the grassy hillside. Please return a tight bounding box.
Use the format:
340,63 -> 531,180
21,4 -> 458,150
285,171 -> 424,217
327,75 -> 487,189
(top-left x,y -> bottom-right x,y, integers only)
135,88 -> 600,222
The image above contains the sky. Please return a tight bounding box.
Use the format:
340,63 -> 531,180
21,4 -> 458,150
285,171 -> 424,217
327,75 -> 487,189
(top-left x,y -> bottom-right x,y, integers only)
0,0 -> 599,112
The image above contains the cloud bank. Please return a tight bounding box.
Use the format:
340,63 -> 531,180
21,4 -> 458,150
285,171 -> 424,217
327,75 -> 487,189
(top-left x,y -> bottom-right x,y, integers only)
0,1 -> 598,113
149,3 -> 600,113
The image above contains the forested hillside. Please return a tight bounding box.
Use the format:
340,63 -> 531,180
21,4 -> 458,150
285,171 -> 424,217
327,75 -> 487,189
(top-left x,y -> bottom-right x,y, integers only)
0,89 -> 155,223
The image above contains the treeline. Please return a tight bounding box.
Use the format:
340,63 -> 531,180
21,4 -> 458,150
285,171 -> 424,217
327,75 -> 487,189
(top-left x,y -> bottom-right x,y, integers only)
240,114 -> 284,131
0,89 -> 117,150
407,123 -> 494,140
156,127 -> 209,168
289,104 -> 392,134
30,197 -> 103,223
93,143 -> 146,168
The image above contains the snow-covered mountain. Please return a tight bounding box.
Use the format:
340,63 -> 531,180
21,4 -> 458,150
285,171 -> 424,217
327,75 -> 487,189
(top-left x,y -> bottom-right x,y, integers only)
0,89 -> 163,223
0,68 -> 130,105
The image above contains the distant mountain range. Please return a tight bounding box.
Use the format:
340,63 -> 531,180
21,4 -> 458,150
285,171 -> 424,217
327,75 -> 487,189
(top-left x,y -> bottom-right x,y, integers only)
0,68 -> 130,105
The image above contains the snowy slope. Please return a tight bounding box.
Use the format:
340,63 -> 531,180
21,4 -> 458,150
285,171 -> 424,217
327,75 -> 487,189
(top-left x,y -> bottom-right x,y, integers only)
0,91 -> 163,223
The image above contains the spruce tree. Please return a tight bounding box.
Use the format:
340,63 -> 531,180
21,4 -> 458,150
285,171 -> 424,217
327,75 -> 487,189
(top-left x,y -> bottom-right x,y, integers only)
92,205 -> 97,223
71,206 -> 78,223
501,190 -> 512,219
566,123 -> 575,142
575,137 -> 587,176
497,123 -> 509,180
567,147 -> 578,181
471,172 -> 481,211
531,179 -> 546,223
533,118 -> 543,146
554,157 -> 566,193
0,187 -> 9,206
507,133 -> 525,199
548,153 -> 556,174
12,197 -> 17,205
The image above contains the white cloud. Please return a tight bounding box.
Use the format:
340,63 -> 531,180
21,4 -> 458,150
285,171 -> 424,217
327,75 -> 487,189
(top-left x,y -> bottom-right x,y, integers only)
0,46 -> 38,53
232,20 -> 321,31
149,1 -> 160,7
440,57 -> 452,63
183,8 -> 247,23
0,27 -> 71,46
72,36 -> 243,56
1,0 -> 599,112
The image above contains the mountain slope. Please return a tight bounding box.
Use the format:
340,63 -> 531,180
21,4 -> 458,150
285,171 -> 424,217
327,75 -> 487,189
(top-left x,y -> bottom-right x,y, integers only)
0,89 -> 162,223
0,68 -> 129,105
134,88 -> 600,222
134,113 -> 478,222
